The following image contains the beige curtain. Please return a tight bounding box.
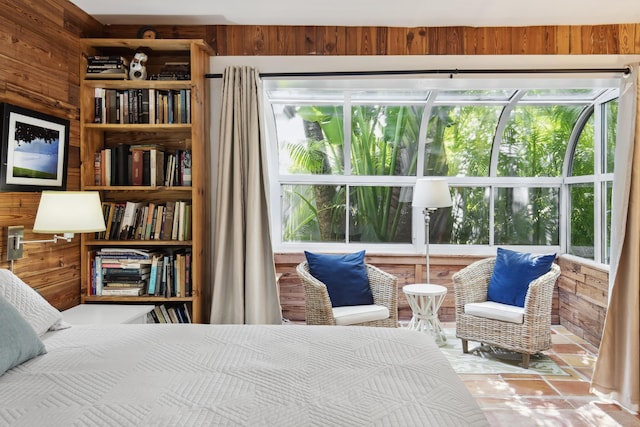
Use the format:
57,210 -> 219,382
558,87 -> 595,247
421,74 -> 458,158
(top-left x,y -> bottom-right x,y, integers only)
591,64 -> 640,413
210,66 -> 282,324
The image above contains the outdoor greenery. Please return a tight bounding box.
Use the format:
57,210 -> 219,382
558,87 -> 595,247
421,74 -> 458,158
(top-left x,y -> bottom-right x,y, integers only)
272,88 -> 617,261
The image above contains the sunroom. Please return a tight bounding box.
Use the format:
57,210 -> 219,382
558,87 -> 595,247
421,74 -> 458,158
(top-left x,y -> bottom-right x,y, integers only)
210,56 -> 634,349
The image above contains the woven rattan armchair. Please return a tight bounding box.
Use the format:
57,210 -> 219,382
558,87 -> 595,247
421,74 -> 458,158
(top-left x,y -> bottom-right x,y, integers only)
452,257 -> 561,368
297,261 -> 398,327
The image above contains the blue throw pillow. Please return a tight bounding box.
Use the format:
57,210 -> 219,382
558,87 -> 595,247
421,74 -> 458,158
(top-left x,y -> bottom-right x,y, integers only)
0,294 -> 47,376
304,251 -> 373,307
487,248 -> 556,307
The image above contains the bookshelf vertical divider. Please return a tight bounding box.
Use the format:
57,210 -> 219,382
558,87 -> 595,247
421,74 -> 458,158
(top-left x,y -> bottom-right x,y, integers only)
79,39 -> 212,323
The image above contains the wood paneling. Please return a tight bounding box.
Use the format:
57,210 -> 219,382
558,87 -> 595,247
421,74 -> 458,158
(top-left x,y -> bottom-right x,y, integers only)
102,23 -> 640,56
0,0 -> 101,309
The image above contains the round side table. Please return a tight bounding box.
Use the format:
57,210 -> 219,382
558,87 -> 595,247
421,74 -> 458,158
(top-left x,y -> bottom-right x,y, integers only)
402,284 -> 447,346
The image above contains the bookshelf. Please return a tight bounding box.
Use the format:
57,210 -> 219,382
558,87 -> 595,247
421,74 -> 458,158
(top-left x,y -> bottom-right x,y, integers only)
79,39 -> 212,323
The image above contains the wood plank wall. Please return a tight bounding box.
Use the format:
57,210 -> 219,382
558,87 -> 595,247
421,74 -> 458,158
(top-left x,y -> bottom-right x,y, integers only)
101,24 -> 640,55
2,1 -> 621,346
0,0 -> 102,309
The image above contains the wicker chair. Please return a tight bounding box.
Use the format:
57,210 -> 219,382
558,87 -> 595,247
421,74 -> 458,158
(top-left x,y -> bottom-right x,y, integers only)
297,261 -> 398,327
452,257 -> 561,368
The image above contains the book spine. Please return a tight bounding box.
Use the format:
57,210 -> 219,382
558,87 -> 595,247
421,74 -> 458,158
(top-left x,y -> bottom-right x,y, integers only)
94,152 -> 102,185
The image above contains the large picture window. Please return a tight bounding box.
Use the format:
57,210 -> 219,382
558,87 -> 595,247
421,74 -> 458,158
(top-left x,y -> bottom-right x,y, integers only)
264,76 -> 619,264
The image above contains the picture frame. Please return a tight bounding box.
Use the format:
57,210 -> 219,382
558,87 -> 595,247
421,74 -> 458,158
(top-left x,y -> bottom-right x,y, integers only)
0,103 -> 69,191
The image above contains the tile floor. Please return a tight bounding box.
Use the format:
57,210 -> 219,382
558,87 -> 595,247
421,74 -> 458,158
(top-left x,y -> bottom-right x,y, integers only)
441,322 -> 640,426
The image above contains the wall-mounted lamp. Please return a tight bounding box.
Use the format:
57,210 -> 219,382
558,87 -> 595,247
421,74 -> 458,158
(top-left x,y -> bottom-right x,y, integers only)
7,191 -> 106,261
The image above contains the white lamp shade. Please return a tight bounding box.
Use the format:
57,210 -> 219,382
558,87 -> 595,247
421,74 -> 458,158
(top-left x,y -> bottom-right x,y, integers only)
33,191 -> 106,233
412,178 -> 453,209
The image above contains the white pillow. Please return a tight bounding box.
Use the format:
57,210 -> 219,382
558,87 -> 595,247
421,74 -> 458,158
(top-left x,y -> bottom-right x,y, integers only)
0,269 -> 63,336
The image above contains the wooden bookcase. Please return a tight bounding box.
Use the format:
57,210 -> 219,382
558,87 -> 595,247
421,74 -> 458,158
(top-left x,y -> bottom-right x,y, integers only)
79,39 -> 212,323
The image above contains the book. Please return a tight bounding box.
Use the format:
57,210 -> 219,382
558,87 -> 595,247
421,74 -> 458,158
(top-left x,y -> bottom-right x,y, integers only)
147,256 -> 160,295
177,201 -> 186,241
182,149 -> 192,186
93,88 -> 104,124
96,247 -> 153,258
153,306 -> 167,323
94,152 -> 102,185
153,205 -> 164,240
131,150 -> 143,186
101,286 -> 144,296
181,303 -> 192,323
142,151 -> 151,186
160,201 -> 175,240
167,307 -> 180,323
108,203 -> 124,240
118,201 -> 142,240
144,203 -> 156,240
159,304 -> 172,323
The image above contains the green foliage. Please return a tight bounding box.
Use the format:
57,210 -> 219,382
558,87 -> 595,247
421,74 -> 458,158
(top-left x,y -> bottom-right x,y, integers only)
279,93 -> 613,248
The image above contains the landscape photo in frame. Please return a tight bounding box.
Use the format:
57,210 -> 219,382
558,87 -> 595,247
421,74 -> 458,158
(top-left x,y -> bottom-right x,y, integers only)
0,103 -> 69,191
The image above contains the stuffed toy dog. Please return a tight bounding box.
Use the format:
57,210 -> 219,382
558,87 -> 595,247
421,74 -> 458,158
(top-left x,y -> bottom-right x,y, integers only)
129,52 -> 148,80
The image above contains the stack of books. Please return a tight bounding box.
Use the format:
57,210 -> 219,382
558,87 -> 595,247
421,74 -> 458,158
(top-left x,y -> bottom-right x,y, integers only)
147,303 -> 192,323
85,55 -> 129,80
91,248 -> 156,296
150,62 -> 190,80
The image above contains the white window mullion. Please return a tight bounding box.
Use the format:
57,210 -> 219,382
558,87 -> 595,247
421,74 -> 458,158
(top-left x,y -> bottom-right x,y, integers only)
593,103 -> 604,264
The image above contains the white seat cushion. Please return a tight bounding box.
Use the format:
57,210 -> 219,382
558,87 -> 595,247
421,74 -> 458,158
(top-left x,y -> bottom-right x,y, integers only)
464,301 -> 525,324
332,304 -> 390,326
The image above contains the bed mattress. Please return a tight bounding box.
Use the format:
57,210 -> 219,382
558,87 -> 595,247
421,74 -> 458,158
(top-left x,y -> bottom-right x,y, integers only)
0,324 -> 488,426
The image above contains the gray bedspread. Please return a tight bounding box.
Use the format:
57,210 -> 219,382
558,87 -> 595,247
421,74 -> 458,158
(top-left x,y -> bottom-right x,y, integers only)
0,324 -> 489,426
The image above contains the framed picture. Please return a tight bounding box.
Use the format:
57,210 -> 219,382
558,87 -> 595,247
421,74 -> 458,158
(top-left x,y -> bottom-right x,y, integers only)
0,103 -> 69,191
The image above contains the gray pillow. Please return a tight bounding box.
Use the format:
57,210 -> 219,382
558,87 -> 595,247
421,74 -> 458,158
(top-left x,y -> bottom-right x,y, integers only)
0,294 -> 46,376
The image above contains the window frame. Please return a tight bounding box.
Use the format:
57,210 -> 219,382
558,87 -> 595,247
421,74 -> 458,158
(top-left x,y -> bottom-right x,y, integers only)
259,72 -> 621,263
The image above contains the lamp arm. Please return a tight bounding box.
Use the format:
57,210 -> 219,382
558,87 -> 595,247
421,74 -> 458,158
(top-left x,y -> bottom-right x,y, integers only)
16,232 -> 75,247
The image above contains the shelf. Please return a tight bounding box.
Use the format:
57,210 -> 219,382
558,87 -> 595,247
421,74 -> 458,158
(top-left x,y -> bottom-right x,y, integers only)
84,185 -> 193,192
80,38 -> 213,54
83,123 -> 192,131
83,295 -> 194,303
82,80 -> 193,90
85,240 -> 193,246
79,37 -> 211,323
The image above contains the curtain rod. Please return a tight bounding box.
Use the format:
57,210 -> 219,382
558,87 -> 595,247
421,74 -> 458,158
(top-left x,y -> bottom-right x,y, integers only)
205,67 -> 630,79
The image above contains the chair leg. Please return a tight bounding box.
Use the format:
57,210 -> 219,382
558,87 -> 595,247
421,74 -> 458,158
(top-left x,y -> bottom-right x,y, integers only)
522,353 -> 530,369
461,339 -> 469,353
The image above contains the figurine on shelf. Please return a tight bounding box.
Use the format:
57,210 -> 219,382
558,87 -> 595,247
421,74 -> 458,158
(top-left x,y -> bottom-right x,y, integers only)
129,52 -> 148,80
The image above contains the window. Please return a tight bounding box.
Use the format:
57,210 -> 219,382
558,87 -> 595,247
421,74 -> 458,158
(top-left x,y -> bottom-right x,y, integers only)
264,76 -> 619,263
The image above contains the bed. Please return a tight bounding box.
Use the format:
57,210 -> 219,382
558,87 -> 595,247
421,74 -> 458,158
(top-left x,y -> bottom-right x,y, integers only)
0,271 -> 488,426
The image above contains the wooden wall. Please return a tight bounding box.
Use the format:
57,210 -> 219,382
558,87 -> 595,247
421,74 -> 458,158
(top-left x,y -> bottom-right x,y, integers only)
0,0 -> 102,309
102,23 -> 640,55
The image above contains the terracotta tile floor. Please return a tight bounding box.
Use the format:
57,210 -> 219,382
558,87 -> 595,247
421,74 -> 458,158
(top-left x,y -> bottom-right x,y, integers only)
440,322 -> 640,426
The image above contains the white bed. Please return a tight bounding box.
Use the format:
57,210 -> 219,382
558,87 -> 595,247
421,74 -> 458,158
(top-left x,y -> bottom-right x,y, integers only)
0,323 -> 489,426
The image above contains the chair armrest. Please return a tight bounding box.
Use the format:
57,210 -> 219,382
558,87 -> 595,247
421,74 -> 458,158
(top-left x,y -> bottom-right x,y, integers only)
523,263 -> 561,317
366,264 -> 398,321
452,257 -> 496,309
296,262 -> 336,325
